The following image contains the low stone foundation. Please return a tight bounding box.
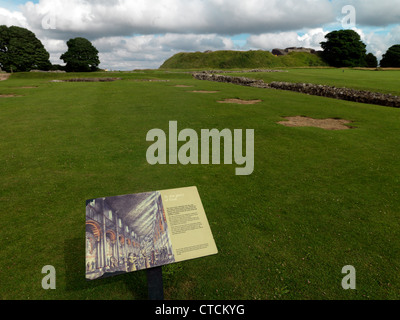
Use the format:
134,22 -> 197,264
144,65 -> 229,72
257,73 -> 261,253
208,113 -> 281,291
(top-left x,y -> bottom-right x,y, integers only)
269,82 -> 400,108
65,77 -> 122,82
192,71 -> 400,108
192,72 -> 268,88
205,69 -> 287,74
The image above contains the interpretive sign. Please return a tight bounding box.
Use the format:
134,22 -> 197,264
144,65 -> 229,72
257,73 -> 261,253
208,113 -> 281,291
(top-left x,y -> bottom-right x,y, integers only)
85,186 -> 218,280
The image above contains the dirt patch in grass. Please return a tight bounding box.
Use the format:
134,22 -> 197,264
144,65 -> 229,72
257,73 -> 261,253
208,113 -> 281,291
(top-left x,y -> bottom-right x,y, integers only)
0,94 -> 21,98
51,78 -> 122,83
218,98 -> 262,105
175,85 -> 194,87
129,79 -> 170,82
17,86 -> 38,88
0,73 -> 10,81
278,116 -> 354,130
189,90 -> 219,93
67,77 -> 122,82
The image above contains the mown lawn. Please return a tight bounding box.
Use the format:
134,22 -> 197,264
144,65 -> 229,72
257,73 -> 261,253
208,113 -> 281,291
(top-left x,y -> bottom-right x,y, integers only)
0,70 -> 399,300
231,68 -> 400,96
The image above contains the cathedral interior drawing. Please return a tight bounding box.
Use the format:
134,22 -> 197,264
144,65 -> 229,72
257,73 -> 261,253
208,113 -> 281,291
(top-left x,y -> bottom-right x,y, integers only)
86,191 -> 175,280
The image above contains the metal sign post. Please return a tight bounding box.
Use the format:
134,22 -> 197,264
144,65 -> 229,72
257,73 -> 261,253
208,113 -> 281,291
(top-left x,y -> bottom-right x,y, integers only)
85,187 -> 218,299
147,266 -> 164,300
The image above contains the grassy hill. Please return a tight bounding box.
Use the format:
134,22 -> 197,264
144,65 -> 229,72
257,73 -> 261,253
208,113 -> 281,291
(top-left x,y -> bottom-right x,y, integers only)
160,50 -> 328,69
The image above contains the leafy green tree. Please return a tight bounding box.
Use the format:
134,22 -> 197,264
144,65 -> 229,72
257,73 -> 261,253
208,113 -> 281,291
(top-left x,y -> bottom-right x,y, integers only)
320,30 -> 367,67
0,25 -> 51,72
60,37 -> 100,72
365,53 -> 378,68
380,45 -> 400,68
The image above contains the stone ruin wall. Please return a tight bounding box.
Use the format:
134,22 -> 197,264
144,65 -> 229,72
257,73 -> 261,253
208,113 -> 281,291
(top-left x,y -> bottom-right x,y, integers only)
192,71 -> 400,108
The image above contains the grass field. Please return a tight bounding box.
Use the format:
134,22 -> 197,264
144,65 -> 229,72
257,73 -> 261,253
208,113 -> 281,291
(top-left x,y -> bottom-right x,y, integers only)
230,68 -> 400,96
1,68 -> 400,300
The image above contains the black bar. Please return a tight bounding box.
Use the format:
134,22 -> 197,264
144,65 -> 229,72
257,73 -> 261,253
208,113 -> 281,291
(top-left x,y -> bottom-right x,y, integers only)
146,266 -> 164,300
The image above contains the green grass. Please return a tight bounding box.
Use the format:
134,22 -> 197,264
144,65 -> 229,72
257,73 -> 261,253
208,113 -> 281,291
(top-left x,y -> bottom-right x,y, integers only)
160,50 -> 327,69
230,68 -> 400,96
1,69 -> 400,300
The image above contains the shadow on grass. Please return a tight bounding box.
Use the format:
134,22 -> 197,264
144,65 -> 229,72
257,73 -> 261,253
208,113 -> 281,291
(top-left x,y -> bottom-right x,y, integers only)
64,238 -> 148,299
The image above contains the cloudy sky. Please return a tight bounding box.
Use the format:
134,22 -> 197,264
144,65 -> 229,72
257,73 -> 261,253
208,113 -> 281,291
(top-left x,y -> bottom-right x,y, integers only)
1,0 -> 399,70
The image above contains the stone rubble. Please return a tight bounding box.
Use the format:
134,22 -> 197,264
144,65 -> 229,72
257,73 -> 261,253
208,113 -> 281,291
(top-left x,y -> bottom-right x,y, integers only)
192,71 -> 268,88
192,71 -> 400,108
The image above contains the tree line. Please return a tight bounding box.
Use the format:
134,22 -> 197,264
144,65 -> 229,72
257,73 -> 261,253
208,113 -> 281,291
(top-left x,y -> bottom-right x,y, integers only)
0,26 -> 400,72
0,25 -> 99,72
320,29 -> 400,68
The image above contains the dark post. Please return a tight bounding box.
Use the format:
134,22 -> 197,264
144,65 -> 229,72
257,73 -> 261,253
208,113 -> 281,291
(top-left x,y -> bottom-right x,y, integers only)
147,266 -> 164,300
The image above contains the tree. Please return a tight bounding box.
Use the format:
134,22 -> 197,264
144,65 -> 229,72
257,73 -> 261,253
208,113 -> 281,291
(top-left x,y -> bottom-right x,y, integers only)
320,30 -> 367,68
380,45 -> 400,68
0,25 -> 51,72
60,37 -> 100,72
365,53 -> 378,68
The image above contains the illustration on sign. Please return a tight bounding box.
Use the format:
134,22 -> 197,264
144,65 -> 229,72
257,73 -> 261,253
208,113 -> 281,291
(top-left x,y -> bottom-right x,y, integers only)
86,186 -> 218,280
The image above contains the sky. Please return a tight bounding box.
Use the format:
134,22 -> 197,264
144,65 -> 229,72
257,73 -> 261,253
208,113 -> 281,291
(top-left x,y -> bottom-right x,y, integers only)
0,0 -> 399,70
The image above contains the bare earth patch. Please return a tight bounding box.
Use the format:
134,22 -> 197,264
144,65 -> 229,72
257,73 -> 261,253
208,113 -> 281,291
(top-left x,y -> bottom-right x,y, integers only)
50,78 -> 122,83
175,85 -> 193,87
218,98 -> 262,105
17,86 -> 38,88
189,90 -> 219,93
0,94 -> 21,98
278,116 -> 354,130
0,73 -> 10,81
129,79 -> 170,82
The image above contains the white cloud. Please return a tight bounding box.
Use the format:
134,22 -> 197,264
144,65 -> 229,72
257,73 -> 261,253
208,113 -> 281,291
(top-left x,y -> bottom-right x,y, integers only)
355,25 -> 400,60
40,38 -> 67,65
20,0 -> 335,38
1,0 -> 400,69
247,28 -> 328,51
332,0 -> 400,27
0,7 -> 27,27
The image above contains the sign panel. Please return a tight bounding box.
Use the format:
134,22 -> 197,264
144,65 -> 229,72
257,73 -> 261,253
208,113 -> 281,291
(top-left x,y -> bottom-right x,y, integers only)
85,186 -> 218,280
